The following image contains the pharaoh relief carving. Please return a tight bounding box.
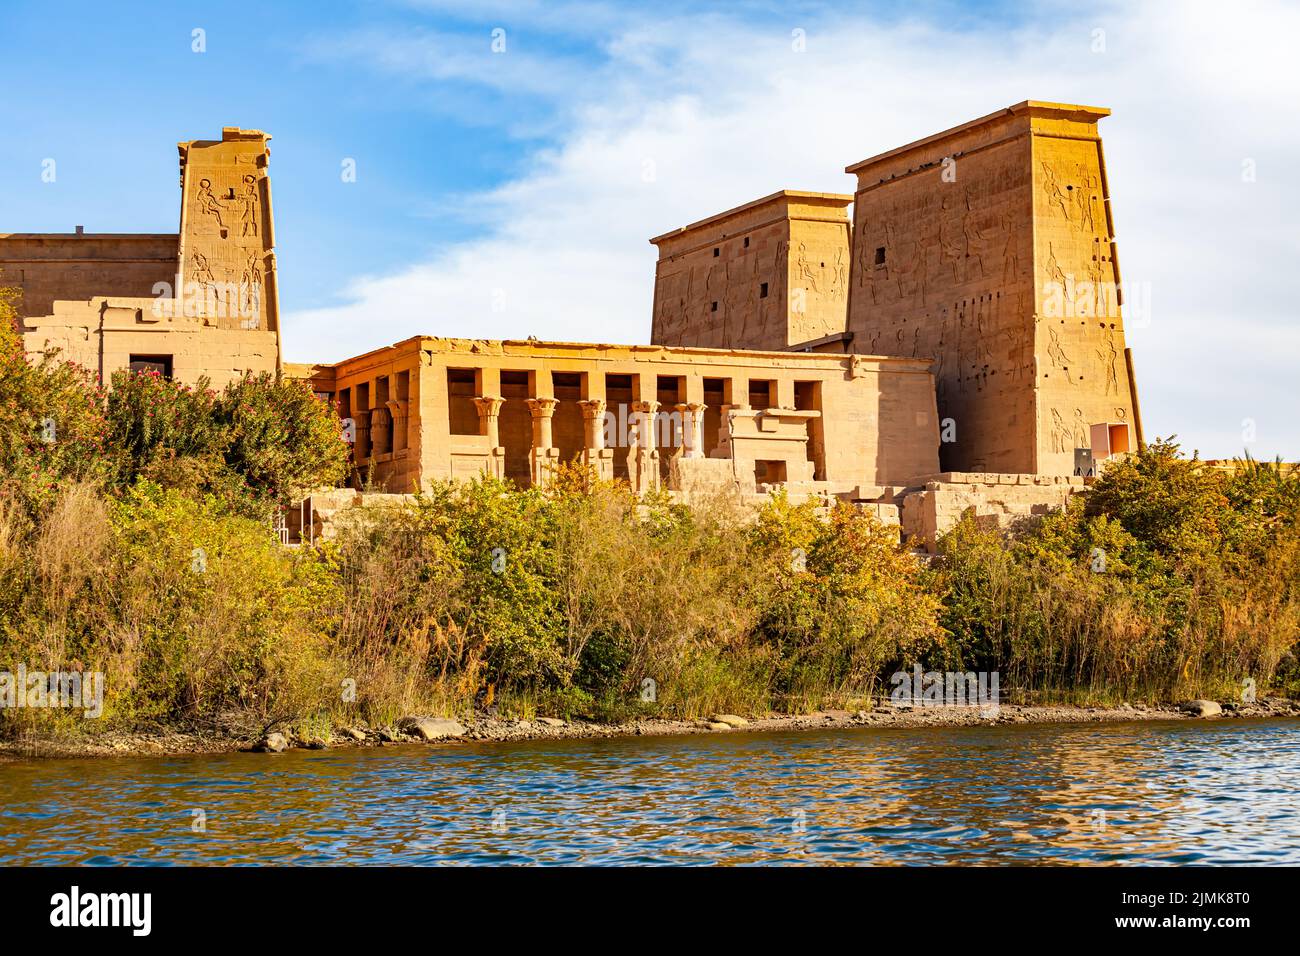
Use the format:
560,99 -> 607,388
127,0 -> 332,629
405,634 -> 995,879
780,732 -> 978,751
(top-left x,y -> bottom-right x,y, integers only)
999,209 -> 1021,283
1003,325 -> 1029,382
938,195 -> 964,283
1040,162 -> 1072,221
1073,407 -> 1089,449
960,185 -> 990,281
238,174 -> 259,238
1050,407 -> 1069,453
1096,335 -> 1120,396
795,242 -> 821,294
830,246 -> 847,301
196,178 -> 227,229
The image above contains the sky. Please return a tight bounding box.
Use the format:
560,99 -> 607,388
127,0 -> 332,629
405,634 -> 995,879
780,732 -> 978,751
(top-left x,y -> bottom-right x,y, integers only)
1,0 -> 1296,460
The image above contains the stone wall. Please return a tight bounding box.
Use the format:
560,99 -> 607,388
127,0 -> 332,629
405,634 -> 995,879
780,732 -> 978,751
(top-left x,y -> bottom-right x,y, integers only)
650,191 -> 853,351
0,232 -> 177,320
899,472 -> 1085,550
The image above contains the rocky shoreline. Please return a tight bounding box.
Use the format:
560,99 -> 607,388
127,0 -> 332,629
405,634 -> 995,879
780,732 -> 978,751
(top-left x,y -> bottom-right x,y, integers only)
4,696 -> 1299,762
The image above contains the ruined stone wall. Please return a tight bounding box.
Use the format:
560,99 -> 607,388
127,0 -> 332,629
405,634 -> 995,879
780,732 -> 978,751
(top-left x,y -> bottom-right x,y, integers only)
899,472 -> 1085,551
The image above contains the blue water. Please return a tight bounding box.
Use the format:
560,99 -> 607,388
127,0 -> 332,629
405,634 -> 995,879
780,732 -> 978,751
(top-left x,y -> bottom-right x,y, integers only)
2,719 -> 1298,865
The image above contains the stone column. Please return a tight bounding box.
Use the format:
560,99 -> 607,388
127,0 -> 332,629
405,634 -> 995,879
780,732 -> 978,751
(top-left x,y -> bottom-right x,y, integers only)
354,408 -> 372,463
472,396 -> 505,479
387,398 -> 410,453
526,397 -> 560,487
369,406 -> 392,456
630,399 -> 660,494
674,402 -> 707,459
578,398 -> 613,481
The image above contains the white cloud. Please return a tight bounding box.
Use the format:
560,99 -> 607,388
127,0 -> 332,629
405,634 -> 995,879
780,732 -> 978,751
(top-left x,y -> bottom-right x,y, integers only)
286,0 -> 1300,459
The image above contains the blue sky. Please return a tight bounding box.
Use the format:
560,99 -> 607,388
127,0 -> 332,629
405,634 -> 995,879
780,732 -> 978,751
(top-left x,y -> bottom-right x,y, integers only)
2,0 -> 1297,459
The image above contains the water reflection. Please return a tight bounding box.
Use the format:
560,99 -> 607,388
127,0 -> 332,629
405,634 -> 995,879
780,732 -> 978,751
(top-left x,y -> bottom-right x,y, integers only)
1,719 -> 1297,865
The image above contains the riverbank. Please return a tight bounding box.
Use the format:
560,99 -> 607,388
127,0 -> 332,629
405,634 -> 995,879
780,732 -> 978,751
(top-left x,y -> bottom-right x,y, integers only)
5,696 -> 1299,762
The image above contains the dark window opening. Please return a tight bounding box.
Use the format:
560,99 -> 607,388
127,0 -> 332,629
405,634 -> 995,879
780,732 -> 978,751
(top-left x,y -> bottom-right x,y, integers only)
743,237 -> 750,248
711,301 -> 718,312
760,282 -> 769,298
552,371 -> 582,399
447,367 -> 479,436
713,247 -> 720,257
874,246 -> 886,266
129,354 -> 173,379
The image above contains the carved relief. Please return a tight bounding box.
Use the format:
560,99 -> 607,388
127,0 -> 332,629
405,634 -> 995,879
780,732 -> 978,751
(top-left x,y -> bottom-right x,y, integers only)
1073,407 -> 1089,450
1050,407 -> 1068,453
1096,335 -> 1120,396
795,241 -> 821,294
830,246 -> 847,301
1040,161 -> 1071,221
961,186 -> 988,281
196,178 -> 227,229
1047,326 -> 1073,378
238,175 -> 259,238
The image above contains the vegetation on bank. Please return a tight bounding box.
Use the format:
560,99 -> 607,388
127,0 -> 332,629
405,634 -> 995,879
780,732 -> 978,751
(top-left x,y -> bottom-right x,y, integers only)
2,287 -> 1298,741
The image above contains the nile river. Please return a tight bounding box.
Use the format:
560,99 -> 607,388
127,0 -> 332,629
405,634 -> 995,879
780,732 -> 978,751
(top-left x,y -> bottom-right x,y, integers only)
2,719 -> 1298,865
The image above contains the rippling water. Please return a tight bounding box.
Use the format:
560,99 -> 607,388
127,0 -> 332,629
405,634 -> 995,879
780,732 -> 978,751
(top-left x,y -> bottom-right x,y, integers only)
2,719 -> 1299,865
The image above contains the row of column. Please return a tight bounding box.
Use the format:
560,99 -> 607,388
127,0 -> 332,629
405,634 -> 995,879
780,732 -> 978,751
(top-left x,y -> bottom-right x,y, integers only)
351,400 -> 410,461
470,396 -> 707,490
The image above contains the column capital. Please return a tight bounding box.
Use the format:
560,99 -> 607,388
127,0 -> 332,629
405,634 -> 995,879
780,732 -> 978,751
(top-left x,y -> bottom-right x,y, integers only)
472,395 -> 504,416
674,401 -> 707,415
526,397 -> 559,418
577,398 -> 607,419
630,399 -> 660,416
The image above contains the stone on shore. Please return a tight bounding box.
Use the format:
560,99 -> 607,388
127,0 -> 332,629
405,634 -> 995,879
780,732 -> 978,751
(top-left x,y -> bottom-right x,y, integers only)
257,732 -> 288,753
535,717 -> 565,727
1181,699 -> 1223,718
342,727 -> 367,741
702,721 -> 733,731
398,717 -> 466,740
710,714 -> 748,728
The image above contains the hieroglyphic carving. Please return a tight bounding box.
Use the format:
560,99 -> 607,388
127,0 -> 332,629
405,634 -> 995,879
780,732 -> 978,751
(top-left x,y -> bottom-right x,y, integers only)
795,241 -> 821,294
196,178 -> 227,229
1096,335 -> 1119,396
178,130 -> 275,332
961,185 -> 988,280
1050,407 -> 1068,453
238,174 -> 259,238
1046,326 -> 1073,381
1073,407 -> 1089,450
830,246 -> 847,301
1041,161 -> 1071,220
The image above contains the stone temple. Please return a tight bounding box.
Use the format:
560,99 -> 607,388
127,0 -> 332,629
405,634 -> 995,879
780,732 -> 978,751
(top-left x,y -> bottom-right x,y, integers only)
2,102 -> 1143,547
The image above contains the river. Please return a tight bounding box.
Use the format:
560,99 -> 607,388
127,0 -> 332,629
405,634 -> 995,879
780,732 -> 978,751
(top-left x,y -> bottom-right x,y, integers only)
3,718 -> 1298,865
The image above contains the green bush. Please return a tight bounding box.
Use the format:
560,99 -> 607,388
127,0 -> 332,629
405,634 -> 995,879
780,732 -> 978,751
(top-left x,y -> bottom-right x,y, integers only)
217,373 -> 350,505
931,440 -> 1300,702
0,482 -> 339,737
0,290 -> 112,514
